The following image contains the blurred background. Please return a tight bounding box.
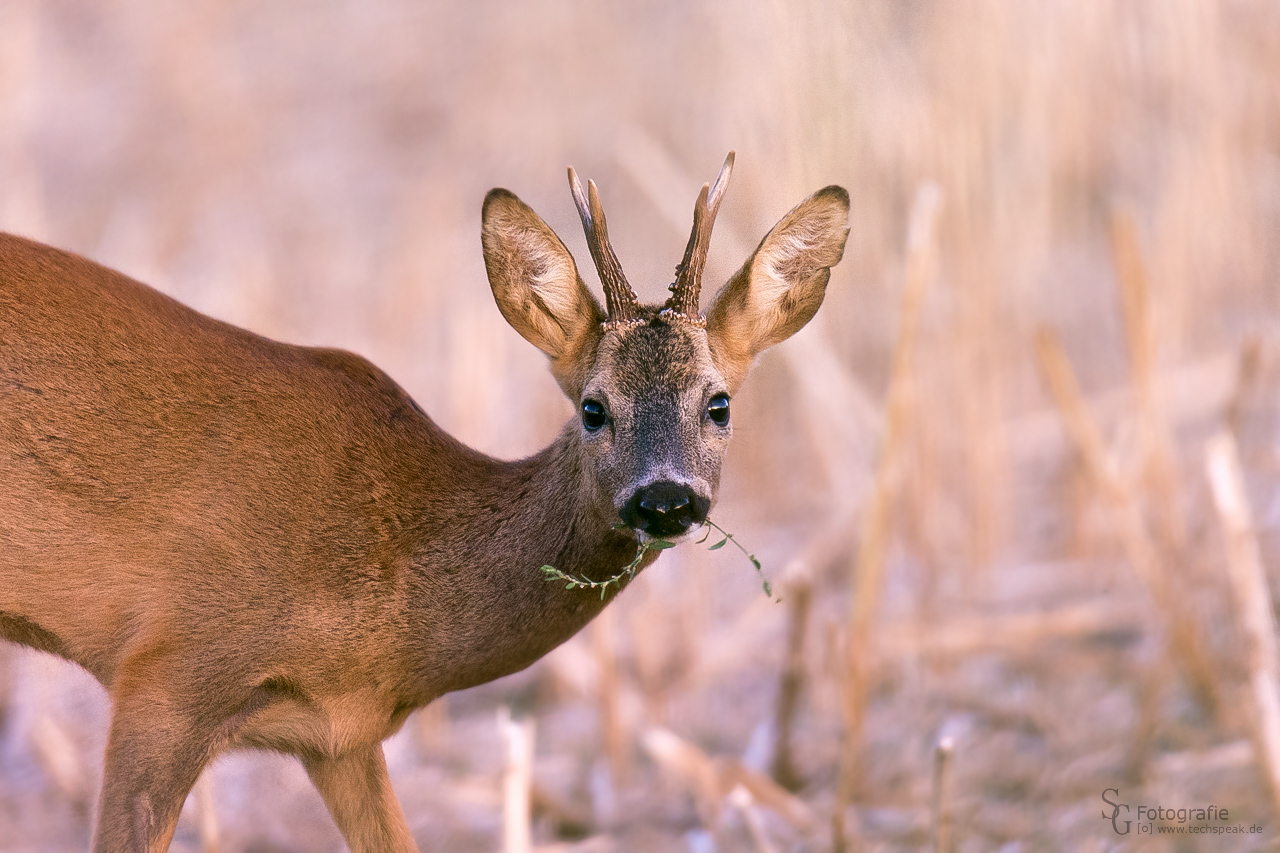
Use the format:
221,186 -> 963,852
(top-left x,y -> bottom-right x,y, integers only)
2,0 -> 1280,850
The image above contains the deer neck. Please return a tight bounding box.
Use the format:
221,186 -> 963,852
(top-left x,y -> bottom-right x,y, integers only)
405,421 -> 649,699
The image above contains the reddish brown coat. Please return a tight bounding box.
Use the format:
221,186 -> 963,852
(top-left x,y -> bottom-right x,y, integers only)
0,160 -> 848,851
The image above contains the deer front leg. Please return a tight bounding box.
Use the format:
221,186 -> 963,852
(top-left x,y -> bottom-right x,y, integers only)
304,743 -> 418,853
92,677 -> 222,852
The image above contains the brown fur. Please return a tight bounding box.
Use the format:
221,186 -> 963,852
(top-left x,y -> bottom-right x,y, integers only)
0,168 -> 847,851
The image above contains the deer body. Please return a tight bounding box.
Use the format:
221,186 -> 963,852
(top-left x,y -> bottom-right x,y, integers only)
0,154 -> 849,851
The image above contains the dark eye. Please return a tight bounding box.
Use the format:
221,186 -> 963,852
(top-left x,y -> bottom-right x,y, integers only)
707,393 -> 730,426
581,399 -> 608,432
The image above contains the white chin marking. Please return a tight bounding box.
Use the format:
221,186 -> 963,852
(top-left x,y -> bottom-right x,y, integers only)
637,522 -> 705,545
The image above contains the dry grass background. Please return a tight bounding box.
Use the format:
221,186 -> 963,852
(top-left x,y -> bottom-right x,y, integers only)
2,0 -> 1280,850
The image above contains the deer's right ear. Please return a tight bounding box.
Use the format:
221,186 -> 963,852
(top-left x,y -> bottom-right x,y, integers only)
704,185 -> 850,391
482,189 -> 604,363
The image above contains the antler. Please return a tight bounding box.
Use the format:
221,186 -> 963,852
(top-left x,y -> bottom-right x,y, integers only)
664,151 -> 735,320
567,166 -> 640,327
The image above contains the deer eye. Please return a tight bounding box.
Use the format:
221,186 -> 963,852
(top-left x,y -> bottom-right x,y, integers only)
707,394 -> 730,426
581,399 -> 608,432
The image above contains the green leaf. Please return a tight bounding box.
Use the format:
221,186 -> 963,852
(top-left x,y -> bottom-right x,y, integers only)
762,580 -> 773,597
750,555 -> 761,571
708,538 -> 728,551
648,540 -> 678,550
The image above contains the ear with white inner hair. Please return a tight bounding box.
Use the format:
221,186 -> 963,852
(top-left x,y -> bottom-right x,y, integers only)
704,185 -> 850,391
482,189 -> 604,394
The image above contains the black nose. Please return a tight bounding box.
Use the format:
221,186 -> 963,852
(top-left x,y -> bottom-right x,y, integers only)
621,481 -> 710,538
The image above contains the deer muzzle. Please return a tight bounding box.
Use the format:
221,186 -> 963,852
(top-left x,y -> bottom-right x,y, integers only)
621,481 -> 711,539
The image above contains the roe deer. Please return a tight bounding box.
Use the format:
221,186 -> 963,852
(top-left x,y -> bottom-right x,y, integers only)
0,152 -> 849,852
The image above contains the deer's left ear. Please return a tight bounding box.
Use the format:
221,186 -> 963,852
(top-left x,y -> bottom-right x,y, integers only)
704,186 -> 849,390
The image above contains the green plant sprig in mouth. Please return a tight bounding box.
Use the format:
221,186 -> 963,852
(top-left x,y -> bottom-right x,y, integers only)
539,518 -> 773,600
696,518 -> 772,598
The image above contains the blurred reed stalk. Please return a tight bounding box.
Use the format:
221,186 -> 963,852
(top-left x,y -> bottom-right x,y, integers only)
195,772 -> 220,853
0,648 -> 9,732
1226,338 -> 1264,438
770,561 -> 812,792
529,782 -> 591,840
500,707 -> 535,853
591,609 -> 630,791
641,727 -> 815,839
832,183 -> 941,852
1109,203 -> 1206,779
0,0 -> 46,236
931,735 -> 955,853
769,502 -> 859,790
29,714 -> 88,811
728,784 -> 780,853
1033,329 -> 1220,716
414,695 -> 451,752
1110,205 -> 1185,552
628,586 -> 687,727
1205,431 -> 1280,823
1127,647 -> 1168,784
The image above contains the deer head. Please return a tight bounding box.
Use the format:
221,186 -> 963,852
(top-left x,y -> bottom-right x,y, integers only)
481,153 -> 849,540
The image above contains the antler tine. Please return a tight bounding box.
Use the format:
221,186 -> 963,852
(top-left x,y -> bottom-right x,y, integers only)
706,149 -> 735,213
567,166 -> 639,325
666,151 -> 735,319
567,166 -> 591,226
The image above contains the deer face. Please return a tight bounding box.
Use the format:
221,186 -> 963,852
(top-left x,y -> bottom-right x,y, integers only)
482,153 -> 849,539
576,314 -> 728,538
